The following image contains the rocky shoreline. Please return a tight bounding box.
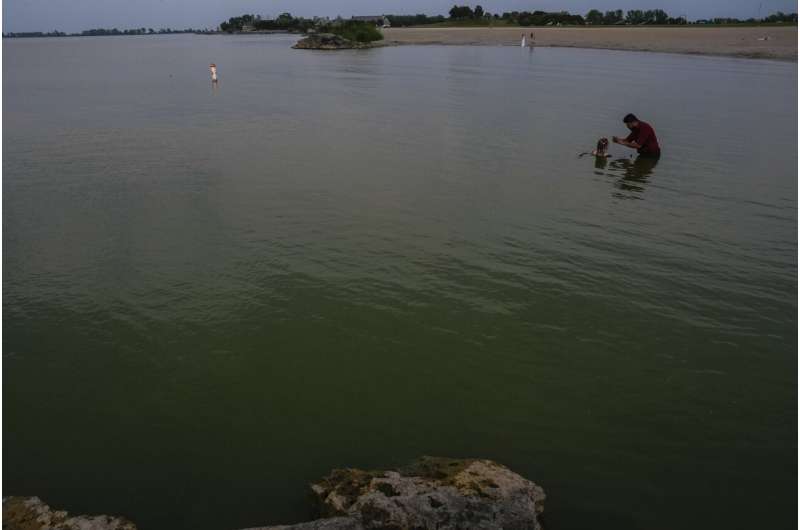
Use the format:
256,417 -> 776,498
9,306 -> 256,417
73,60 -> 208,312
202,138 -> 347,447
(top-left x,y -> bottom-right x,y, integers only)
292,33 -> 378,50
3,457 -> 546,530
2,497 -> 137,530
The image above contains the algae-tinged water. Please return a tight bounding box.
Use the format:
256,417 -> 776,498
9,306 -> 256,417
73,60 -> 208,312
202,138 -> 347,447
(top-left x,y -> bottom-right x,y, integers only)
3,34 -> 797,529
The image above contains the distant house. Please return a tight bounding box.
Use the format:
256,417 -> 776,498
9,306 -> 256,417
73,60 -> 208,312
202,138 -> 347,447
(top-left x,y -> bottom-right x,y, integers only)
351,15 -> 390,27
241,24 -> 255,32
351,16 -> 382,23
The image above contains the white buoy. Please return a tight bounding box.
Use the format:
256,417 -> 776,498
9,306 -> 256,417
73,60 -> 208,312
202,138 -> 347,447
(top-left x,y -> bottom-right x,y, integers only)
209,63 -> 218,82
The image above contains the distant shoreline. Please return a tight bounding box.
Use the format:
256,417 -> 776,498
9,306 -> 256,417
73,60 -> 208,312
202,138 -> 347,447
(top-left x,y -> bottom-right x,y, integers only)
379,26 -> 798,61
5,26 -> 796,61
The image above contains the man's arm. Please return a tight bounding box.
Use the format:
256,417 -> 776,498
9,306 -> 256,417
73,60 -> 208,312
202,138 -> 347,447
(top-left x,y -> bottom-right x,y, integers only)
612,136 -> 641,148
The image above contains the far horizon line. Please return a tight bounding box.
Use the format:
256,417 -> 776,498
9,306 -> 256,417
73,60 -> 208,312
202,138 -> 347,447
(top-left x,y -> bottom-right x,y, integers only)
4,6 -> 797,35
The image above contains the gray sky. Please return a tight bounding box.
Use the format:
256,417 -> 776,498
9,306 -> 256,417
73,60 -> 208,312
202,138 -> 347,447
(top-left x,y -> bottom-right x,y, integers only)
3,0 -> 796,33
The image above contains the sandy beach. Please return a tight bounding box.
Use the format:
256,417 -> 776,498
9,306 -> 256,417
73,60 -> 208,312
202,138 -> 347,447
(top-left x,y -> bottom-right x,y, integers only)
381,26 -> 797,60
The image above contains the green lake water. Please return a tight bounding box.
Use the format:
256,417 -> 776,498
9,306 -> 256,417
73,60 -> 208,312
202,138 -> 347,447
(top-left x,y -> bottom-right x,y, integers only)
3,34 -> 797,529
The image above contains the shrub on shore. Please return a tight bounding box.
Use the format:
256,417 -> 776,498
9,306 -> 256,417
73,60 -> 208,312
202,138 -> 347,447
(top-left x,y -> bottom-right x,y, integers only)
323,21 -> 383,43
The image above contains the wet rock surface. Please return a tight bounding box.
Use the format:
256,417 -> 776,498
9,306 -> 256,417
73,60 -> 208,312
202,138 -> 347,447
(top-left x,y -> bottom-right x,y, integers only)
3,496 -> 138,530
247,457 -> 546,530
4,458 -> 544,530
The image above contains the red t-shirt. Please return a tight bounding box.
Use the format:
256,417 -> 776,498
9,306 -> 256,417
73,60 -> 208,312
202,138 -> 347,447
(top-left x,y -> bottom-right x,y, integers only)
625,121 -> 660,155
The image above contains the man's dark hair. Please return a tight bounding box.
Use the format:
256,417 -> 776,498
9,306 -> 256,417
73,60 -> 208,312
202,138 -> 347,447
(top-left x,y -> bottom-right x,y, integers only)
623,113 -> 639,123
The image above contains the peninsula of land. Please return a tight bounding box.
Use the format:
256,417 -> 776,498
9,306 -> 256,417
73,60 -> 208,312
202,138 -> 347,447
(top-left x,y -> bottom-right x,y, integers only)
380,26 -> 797,60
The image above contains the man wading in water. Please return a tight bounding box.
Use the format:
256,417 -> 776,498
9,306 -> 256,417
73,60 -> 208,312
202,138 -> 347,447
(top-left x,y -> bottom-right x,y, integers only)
613,113 -> 661,157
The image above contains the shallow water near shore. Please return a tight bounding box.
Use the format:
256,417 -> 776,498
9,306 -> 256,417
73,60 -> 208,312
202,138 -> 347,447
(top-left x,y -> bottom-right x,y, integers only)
3,34 -> 797,530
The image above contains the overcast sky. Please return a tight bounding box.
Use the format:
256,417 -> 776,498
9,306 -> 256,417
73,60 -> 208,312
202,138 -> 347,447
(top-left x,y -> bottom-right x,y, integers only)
3,0 -> 796,33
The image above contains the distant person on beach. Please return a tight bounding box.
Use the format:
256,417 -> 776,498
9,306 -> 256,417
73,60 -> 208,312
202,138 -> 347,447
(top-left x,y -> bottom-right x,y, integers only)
209,63 -> 218,83
613,114 -> 660,157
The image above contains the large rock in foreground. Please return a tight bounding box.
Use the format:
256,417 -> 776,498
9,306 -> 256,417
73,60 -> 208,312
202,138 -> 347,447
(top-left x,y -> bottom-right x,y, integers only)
3,497 -> 138,530
249,457 -> 546,530
4,458 -> 545,530
292,33 -> 372,50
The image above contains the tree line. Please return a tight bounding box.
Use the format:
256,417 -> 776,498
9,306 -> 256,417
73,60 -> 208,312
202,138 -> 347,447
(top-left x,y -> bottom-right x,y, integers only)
586,9 -> 797,25
219,14 -> 382,42
79,28 -> 197,35
4,27 -> 211,38
6,7 -> 796,38
219,13 -> 316,33
585,9 -> 674,25
443,5 -> 796,26
216,7 -> 797,34
444,5 -> 601,25
499,11 -> 585,26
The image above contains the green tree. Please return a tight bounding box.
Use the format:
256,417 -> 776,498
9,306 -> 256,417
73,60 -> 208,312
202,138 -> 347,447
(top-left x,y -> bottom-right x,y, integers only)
586,9 -> 603,24
640,9 -> 669,24
322,20 -> 383,42
449,5 -> 474,19
474,5 -> 484,18
652,9 -> 669,24
603,10 -> 623,24
625,10 -> 645,24
764,11 -> 798,22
